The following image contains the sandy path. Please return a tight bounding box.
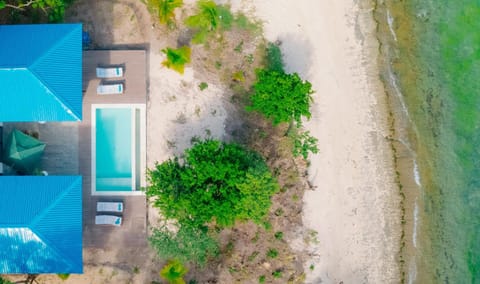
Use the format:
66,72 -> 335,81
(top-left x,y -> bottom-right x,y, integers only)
247,1 -> 401,283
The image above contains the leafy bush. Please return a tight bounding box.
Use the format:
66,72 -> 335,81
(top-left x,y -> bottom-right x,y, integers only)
258,275 -> 266,283
0,277 -> 13,284
274,231 -> 283,240
185,0 -> 259,43
265,42 -> 284,73
185,0 -> 220,43
149,224 -> 219,266
154,0 -> 183,26
0,0 -> 72,22
272,270 -> 282,278
57,274 -> 70,280
289,129 -> 318,159
248,69 -> 314,125
147,140 -> 279,227
162,46 -> 191,74
160,259 -> 188,284
266,248 -> 278,258
198,82 -> 208,90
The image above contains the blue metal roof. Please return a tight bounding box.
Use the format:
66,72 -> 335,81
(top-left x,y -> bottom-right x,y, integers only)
0,176 -> 83,274
0,24 -> 82,122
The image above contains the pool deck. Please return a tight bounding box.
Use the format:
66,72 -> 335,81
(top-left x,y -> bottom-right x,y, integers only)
80,50 -> 147,248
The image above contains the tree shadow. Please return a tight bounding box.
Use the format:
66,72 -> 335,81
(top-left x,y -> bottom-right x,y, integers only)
276,32 -> 315,79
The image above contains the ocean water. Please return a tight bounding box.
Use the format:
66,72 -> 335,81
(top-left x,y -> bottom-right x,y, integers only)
375,1 -> 480,283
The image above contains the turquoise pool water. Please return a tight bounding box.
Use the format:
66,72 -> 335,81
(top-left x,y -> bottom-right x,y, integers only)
95,108 -> 132,191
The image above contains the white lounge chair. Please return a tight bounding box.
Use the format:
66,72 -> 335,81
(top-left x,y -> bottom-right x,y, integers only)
97,83 -> 124,95
95,215 -> 122,226
96,67 -> 123,78
97,201 -> 123,213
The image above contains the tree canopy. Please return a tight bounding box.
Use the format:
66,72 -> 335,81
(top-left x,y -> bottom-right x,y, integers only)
248,69 -> 314,125
147,140 -> 279,228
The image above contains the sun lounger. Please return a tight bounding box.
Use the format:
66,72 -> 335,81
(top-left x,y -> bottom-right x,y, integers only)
97,83 -> 123,95
96,67 -> 123,78
95,215 -> 122,226
97,201 -> 124,213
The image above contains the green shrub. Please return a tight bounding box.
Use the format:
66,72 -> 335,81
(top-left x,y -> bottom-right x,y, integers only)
0,277 -> 13,284
266,248 -> 278,258
160,259 -> 188,284
147,140 -> 279,228
272,270 -> 282,278
0,0 -> 71,22
258,275 -> 266,283
157,0 -> 183,26
162,46 -> 191,74
288,129 -> 318,159
149,224 -> 219,266
247,69 -> 314,125
57,274 -> 70,280
185,0 -> 220,43
274,231 -> 283,240
199,82 -> 208,90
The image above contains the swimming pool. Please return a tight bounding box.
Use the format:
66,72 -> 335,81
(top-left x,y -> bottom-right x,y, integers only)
91,104 -> 145,195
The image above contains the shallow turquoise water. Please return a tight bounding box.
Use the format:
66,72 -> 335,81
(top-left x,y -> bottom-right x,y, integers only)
378,1 -> 480,282
95,108 -> 132,191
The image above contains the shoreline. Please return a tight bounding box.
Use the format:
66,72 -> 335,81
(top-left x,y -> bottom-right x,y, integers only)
251,0 -> 402,282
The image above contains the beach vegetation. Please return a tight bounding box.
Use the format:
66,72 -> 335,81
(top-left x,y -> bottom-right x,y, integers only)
0,0 -> 71,22
151,0 -> 183,27
288,128 -> 318,159
185,0 -> 221,43
198,82 -> 208,90
272,270 -> 282,278
232,70 -> 245,82
274,231 -> 283,240
247,69 -> 314,125
57,273 -> 70,280
162,46 -> 191,74
266,248 -> 278,258
258,275 -> 266,283
0,277 -> 13,284
185,0 -> 260,44
147,139 -> 279,228
160,259 -> 188,284
149,224 -> 219,266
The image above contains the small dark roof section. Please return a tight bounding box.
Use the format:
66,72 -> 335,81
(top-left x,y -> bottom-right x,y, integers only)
0,24 -> 82,122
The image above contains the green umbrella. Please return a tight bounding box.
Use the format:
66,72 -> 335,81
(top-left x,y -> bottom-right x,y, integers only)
3,129 -> 46,174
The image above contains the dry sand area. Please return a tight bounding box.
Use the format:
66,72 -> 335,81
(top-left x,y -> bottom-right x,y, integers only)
4,0 -> 401,283
238,0 -> 402,283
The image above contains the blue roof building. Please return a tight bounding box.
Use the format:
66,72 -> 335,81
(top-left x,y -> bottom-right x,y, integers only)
0,24 -> 82,122
0,176 -> 83,273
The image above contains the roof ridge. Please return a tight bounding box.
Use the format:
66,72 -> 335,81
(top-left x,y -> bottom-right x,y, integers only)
28,25 -> 82,121
29,176 -> 81,270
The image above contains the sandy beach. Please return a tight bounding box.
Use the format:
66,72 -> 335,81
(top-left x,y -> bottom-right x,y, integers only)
248,0 -> 402,283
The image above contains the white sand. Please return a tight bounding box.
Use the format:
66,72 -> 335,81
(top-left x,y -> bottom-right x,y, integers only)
246,0 -> 401,283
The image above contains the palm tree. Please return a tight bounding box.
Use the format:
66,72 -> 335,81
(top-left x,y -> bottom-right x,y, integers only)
157,0 -> 183,26
161,46 -> 191,74
184,0 -> 219,43
160,259 -> 188,284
